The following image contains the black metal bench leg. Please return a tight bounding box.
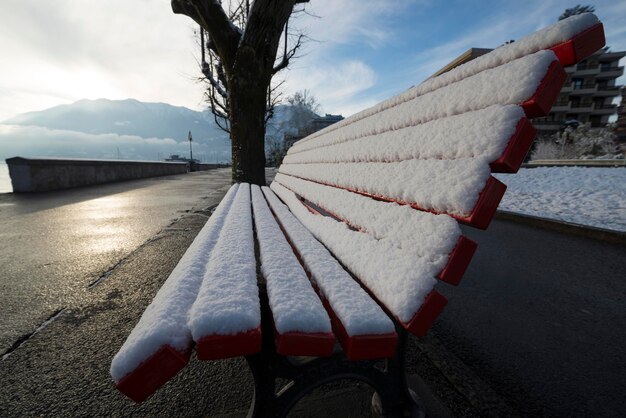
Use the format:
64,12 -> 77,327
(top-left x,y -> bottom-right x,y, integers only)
245,325 -> 423,418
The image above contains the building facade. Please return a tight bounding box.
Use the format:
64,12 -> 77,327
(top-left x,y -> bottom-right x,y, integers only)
284,114 -> 344,149
616,87 -> 626,143
434,47 -> 624,134
533,48 -> 625,133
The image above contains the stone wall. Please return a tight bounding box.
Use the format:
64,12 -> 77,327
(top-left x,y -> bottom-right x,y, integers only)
6,157 -> 190,192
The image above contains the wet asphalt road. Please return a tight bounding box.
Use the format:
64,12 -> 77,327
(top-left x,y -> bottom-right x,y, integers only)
0,169 -> 232,353
434,221 -> 626,417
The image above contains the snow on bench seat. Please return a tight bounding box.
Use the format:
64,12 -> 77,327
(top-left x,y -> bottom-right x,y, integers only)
269,182 -> 449,338
262,186 -> 398,360
111,183 -> 239,403
288,50 -> 563,158
250,185 -> 334,356
278,158 -> 505,229
188,183 -> 261,360
293,13 -> 602,151
272,173 -> 476,285
273,173 -> 457,259
282,105 -> 536,174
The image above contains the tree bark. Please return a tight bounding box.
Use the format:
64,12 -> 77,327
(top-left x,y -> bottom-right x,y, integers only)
229,47 -> 269,185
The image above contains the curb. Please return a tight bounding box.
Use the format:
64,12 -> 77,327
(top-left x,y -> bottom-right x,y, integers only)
495,210 -> 626,246
522,160 -> 625,168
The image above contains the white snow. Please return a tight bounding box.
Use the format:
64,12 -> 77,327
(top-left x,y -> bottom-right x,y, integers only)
188,183 -> 261,339
273,173 -> 460,261
495,167 -> 626,232
283,105 -> 524,165
250,185 -> 332,334
269,182 -> 445,324
110,184 -> 239,383
278,158 -> 492,217
262,186 -> 395,336
288,51 -> 556,156
292,13 -> 598,149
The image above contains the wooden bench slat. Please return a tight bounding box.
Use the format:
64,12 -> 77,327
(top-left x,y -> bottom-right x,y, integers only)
403,291 -> 448,337
270,182 -> 446,336
250,185 -> 335,357
275,175 -> 478,285
262,186 -> 398,360
188,183 -> 262,360
273,173 -> 461,261
278,158 -> 507,229
110,183 -> 240,401
489,117 -> 537,173
290,13 -> 601,152
549,22 -> 605,66
114,345 -> 191,403
288,51 -> 561,158
520,60 -> 567,117
283,105 -> 534,174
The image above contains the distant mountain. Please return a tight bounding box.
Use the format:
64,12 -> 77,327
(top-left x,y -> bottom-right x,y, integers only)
4,98 -> 225,142
0,98 -> 315,162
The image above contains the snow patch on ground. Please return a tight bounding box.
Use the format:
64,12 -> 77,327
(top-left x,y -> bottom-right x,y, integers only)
495,167 -> 626,232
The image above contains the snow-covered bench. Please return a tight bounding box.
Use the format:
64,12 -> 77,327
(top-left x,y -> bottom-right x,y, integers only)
110,13 -> 605,413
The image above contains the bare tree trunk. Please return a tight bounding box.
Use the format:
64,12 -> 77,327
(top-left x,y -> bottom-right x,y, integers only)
229,50 -> 268,184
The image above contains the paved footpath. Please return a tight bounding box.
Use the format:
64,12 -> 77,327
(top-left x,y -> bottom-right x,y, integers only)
0,169 -> 232,353
0,171 -> 624,417
430,220 -> 626,417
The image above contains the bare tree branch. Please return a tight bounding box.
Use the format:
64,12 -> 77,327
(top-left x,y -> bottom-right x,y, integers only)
201,62 -> 228,98
171,0 -> 241,71
272,33 -> 304,74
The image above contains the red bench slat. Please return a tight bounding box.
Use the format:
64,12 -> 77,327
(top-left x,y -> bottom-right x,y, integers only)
196,328 -> 262,361
115,345 -> 191,403
265,197 -> 399,360
317,293 -> 398,360
437,236 -> 478,286
462,176 -> 508,230
345,268 -> 448,338
274,328 -> 335,357
292,192 -> 477,286
521,60 -> 567,118
549,23 -> 605,67
404,291 -> 448,337
278,172 -> 506,230
490,118 -> 537,173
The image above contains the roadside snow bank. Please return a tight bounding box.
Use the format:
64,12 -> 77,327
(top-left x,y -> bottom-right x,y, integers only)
495,167 -> 625,232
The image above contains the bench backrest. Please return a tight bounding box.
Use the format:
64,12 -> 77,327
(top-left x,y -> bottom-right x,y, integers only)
272,12 -> 604,338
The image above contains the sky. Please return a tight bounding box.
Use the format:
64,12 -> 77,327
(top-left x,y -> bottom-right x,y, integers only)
0,0 -> 625,121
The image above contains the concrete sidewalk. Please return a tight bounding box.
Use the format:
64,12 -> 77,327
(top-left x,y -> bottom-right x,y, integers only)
0,168 -> 232,353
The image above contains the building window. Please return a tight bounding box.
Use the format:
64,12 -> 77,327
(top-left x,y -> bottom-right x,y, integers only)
600,62 -> 614,71
572,78 -> 584,89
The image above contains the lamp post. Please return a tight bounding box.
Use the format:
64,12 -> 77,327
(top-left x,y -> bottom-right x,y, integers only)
188,131 -> 193,161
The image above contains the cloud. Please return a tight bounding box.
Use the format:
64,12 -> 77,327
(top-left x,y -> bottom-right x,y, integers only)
1,0 -> 623,124
276,0 -> 422,116
293,0 -> 418,49
280,60 -> 377,116
0,124 -> 230,163
408,2 -> 563,84
0,0 -> 206,121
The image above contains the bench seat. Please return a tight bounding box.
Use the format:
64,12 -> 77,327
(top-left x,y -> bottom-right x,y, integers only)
111,12 -> 605,404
